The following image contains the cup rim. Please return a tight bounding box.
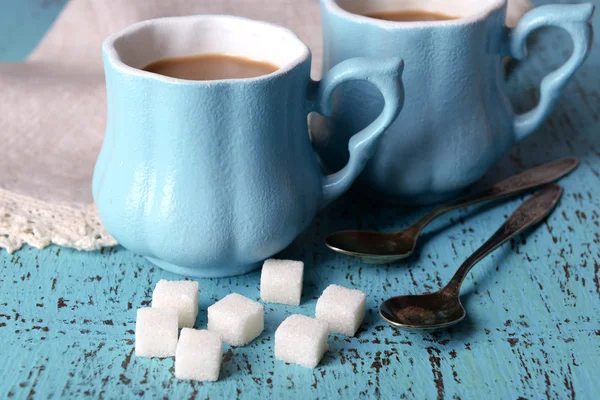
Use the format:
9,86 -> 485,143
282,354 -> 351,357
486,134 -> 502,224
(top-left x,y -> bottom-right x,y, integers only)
322,0 -> 507,27
102,14 -> 311,85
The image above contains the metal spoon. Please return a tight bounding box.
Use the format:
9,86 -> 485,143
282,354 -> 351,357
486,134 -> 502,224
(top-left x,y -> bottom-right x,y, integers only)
379,183 -> 563,331
325,158 -> 577,264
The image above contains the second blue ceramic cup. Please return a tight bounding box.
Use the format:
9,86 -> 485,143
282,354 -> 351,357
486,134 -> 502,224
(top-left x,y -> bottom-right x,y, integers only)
93,15 -> 405,277
315,0 -> 594,204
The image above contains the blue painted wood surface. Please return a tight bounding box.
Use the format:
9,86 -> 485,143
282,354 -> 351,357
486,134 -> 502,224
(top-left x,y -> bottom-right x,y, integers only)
1,0 -> 599,398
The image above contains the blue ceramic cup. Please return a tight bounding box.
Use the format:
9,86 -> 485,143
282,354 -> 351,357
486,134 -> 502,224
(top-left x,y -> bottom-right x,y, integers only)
93,15 -> 405,277
315,0 -> 594,204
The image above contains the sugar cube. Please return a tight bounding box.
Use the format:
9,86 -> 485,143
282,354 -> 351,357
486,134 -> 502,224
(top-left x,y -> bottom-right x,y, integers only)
175,328 -> 222,382
274,314 -> 329,368
260,259 -> 304,305
152,279 -> 199,328
207,293 -> 264,346
135,308 -> 178,357
315,284 -> 366,336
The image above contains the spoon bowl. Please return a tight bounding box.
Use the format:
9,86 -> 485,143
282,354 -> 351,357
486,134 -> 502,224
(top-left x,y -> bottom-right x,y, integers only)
325,228 -> 418,264
379,290 -> 466,331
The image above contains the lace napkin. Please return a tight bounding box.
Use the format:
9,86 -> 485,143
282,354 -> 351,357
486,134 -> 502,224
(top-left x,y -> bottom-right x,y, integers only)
0,0 -> 531,253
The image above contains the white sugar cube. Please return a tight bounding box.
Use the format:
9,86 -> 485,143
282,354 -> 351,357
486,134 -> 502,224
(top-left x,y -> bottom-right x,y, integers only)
207,293 -> 264,346
135,308 -> 178,357
175,328 -> 222,382
274,314 -> 329,368
152,279 -> 199,328
315,284 -> 366,336
260,259 -> 304,305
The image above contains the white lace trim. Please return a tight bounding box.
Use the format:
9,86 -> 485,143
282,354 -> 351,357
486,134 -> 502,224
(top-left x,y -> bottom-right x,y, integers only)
0,188 -> 117,253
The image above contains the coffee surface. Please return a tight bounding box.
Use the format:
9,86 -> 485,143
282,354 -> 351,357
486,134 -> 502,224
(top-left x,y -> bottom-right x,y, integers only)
365,10 -> 459,22
143,53 -> 279,81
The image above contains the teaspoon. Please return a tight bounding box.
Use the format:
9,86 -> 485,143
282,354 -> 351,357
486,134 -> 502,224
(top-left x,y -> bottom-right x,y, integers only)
325,158 -> 577,264
379,184 -> 563,331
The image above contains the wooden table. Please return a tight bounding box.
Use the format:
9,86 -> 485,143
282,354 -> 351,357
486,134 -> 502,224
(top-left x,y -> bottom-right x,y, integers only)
1,0 -> 599,398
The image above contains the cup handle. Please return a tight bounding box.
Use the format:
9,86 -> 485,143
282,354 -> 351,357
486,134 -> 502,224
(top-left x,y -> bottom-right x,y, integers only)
312,57 -> 405,207
509,3 -> 594,142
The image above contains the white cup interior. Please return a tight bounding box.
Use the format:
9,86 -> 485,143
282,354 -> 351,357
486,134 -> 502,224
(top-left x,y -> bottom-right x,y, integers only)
105,15 -> 309,73
334,0 -> 505,20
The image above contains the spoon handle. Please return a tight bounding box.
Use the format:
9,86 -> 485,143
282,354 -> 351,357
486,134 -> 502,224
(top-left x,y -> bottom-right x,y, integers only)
412,158 -> 577,231
444,184 -> 563,294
